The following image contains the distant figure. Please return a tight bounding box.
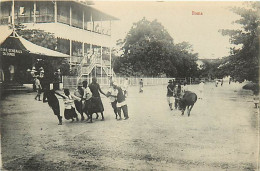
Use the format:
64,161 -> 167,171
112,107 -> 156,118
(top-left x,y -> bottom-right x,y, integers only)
34,76 -> 42,101
215,80 -> 219,87
174,82 -> 181,109
181,81 -> 188,98
229,78 -> 232,85
139,79 -> 143,93
198,81 -> 204,99
167,80 -> 175,110
123,77 -> 129,97
221,79 -> 223,86
8,64 -> 14,81
253,89 -> 259,108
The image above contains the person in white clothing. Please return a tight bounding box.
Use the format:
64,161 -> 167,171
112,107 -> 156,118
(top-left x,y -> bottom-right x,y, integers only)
198,81 -> 205,99
123,77 -> 129,97
63,89 -> 80,122
107,83 -> 119,119
8,64 -> 14,81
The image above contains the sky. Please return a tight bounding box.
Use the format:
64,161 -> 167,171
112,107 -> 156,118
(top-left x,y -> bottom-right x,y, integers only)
92,1 -> 246,59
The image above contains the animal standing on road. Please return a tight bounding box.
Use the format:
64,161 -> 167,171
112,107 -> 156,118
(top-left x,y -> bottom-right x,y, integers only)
178,91 -> 197,117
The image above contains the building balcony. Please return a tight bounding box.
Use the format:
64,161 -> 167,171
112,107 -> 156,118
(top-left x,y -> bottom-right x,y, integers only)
36,15 -> 54,23
23,22 -> 112,47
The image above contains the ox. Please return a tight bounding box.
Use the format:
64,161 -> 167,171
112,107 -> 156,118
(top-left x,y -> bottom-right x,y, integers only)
178,91 -> 197,117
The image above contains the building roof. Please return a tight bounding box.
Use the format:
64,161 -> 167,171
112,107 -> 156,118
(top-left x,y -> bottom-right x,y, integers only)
0,30 -> 70,58
1,0 -> 119,21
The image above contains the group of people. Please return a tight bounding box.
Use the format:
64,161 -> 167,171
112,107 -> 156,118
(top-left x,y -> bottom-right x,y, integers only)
166,79 -> 188,111
166,79 -> 204,111
41,77 -> 129,125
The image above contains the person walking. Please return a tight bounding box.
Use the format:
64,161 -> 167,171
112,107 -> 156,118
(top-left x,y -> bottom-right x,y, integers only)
88,77 -> 106,121
111,82 -> 129,120
123,77 -> 129,97
198,81 -> 205,99
167,80 -> 175,110
139,78 -> 144,93
34,76 -> 42,101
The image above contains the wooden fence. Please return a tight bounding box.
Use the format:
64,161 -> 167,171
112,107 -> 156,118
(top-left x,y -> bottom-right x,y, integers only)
62,76 -> 192,89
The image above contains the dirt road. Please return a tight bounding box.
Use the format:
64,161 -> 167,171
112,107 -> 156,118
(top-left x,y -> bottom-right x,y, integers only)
0,82 -> 258,170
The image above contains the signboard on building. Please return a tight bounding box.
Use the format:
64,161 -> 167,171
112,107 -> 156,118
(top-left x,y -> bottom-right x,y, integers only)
0,47 -> 23,56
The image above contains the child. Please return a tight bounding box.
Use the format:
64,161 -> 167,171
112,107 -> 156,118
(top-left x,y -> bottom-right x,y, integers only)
63,89 -> 80,122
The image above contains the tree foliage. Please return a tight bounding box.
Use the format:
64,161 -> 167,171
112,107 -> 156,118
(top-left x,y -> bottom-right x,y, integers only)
113,18 -> 198,77
220,2 -> 260,83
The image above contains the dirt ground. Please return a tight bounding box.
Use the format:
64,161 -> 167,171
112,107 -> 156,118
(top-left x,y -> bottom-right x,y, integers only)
0,82 -> 259,171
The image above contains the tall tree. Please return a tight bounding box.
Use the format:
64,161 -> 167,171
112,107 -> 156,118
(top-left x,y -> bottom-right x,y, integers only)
115,18 -> 198,77
220,2 -> 260,83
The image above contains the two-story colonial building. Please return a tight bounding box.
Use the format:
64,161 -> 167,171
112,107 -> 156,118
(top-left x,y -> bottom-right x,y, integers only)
0,0 -> 117,84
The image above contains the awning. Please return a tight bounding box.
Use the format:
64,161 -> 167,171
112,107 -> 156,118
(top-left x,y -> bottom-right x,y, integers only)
0,31 -> 70,58
18,35 -> 70,58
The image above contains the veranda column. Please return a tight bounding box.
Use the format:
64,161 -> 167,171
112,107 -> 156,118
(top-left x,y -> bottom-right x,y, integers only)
109,20 -> 112,76
69,5 -> 72,26
33,1 -> 36,23
54,0 -> 57,23
12,0 -> 15,36
82,11 -> 84,29
70,40 -> 72,70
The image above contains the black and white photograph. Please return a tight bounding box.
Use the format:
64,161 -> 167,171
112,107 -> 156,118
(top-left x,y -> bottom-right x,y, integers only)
0,0 -> 259,170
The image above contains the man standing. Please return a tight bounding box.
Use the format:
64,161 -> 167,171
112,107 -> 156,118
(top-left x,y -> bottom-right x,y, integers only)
111,82 -> 129,120
106,82 -> 119,119
34,76 -> 42,101
88,77 -> 106,120
123,77 -> 129,97
139,78 -> 143,93
198,81 -> 205,99
167,80 -> 175,110
8,64 -> 14,81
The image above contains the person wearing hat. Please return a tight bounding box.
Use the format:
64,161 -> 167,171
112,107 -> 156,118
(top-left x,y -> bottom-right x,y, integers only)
167,79 -> 175,110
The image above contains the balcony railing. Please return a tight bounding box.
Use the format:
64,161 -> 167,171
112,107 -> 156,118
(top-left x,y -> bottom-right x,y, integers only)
0,17 -> 10,25
16,16 -> 33,23
71,18 -> 83,29
57,14 -> 70,25
36,15 -> 54,23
